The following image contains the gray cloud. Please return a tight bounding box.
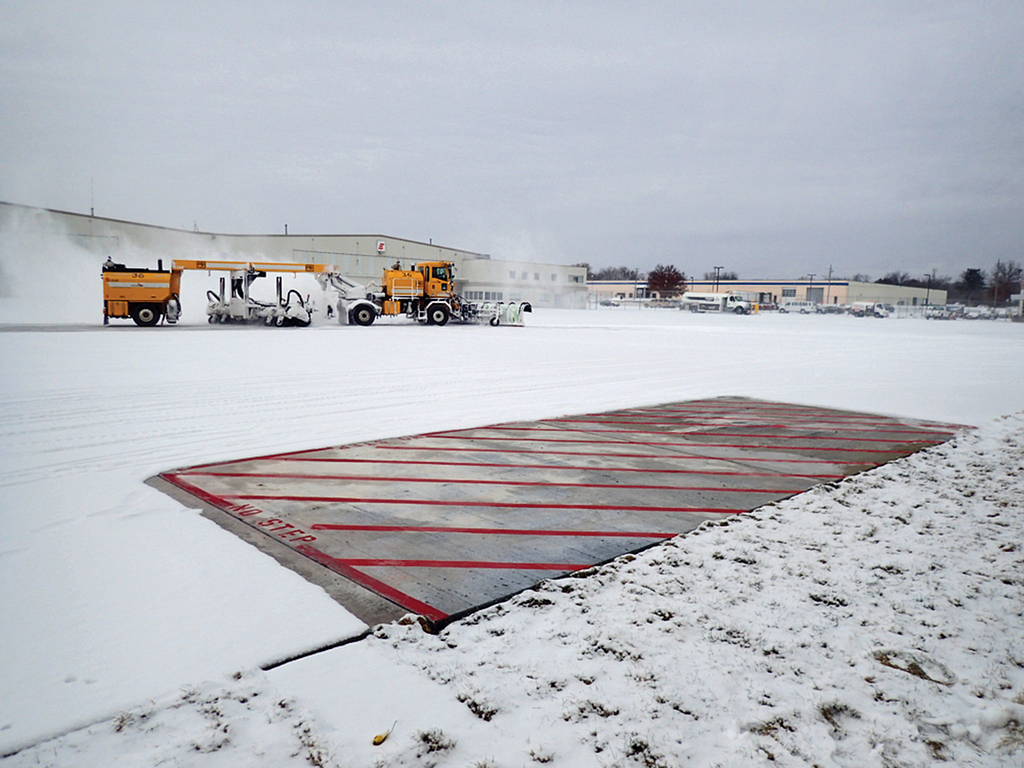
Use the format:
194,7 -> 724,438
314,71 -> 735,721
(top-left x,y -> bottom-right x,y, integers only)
2,1 -> 1022,279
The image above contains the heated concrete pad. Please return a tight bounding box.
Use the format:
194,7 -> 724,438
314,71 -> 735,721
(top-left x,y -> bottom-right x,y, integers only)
154,397 -> 965,628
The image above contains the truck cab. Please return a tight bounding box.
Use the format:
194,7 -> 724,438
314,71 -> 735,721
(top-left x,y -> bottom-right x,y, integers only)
419,262 -> 453,297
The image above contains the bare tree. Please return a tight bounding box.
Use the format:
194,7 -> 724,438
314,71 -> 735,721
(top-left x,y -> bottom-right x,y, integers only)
702,270 -> 738,280
876,271 -> 911,286
954,268 -> 987,303
592,265 -> 643,281
647,264 -> 687,296
989,260 -> 1022,302
573,262 -> 593,280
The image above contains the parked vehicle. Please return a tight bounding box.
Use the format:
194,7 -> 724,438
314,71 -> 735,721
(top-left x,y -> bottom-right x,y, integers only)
680,292 -> 752,314
850,302 -> 889,318
778,301 -> 818,314
923,305 -> 953,320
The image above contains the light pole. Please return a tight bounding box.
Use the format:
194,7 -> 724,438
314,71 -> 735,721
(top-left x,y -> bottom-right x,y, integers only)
713,266 -> 723,293
924,272 -> 932,307
807,274 -> 816,303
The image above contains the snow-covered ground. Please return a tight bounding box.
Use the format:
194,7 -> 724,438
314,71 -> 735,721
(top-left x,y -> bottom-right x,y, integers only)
2,302 -> 1023,766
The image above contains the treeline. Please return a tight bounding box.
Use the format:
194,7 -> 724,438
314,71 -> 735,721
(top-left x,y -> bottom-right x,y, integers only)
575,261 -> 1023,303
870,262 -> 1022,303
574,263 -> 689,295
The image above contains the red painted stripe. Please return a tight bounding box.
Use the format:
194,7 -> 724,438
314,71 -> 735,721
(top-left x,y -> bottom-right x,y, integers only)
264,456 -> 847,479
543,418 -> 954,435
295,544 -> 447,622
409,435 -> 909,453
310,523 -> 676,538
226,494 -> 749,514
376,445 -> 872,464
328,557 -> 588,571
187,471 -> 804,494
172,446 -> 331,473
431,426 -> 935,444
622,407 -> 971,429
161,472 -> 247,514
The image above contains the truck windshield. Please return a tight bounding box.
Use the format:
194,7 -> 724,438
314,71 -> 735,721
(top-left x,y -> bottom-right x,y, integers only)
431,266 -> 449,281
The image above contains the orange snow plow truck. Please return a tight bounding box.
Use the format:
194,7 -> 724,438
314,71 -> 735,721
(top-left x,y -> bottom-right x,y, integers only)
102,257 -> 532,328
102,258 -> 330,327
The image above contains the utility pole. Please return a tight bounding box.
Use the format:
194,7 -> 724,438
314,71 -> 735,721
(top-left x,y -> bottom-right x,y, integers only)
825,265 -> 833,306
807,274 -> 816,303
713,266 -> 723,292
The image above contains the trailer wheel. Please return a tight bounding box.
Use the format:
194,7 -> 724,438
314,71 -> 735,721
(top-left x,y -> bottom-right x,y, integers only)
350,305 -> 376,326
131,304 -> 161,327
427,304 -> 450,326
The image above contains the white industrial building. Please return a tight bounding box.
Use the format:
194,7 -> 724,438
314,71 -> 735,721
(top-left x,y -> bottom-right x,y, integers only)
0,202 -> 588,309
589,277 -> 947,307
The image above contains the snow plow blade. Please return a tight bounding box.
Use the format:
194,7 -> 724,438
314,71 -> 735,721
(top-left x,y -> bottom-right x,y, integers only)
468,301 -> 533,326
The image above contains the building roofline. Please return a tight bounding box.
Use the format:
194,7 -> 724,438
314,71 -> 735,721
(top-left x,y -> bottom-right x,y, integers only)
0,200 -> 487,257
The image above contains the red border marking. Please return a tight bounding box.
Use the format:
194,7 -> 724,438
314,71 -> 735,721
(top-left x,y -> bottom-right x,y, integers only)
330,558 -> 589,570
376,445 -> 873,464
429,426 -> 937,444
172,446 -> 337,474
541,419 -> 955,435
161,472 -> 248,514
619,407 -> 971,429
310,523 -> 677,538
162,472 -> 450,621
263,457 -> 846,479
404,435 -> 910,453
296,544 -> 448,622
226,494 -> 749,513
187,471 -> 805,494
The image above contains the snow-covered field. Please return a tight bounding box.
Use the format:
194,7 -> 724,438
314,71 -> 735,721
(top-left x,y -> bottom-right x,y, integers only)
2,303 -> 1023,766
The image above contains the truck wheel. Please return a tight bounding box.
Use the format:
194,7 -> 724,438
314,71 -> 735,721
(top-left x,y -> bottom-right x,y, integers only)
351,305 -> 376,326
427,304 -> 450,326
131,304 -> 161,327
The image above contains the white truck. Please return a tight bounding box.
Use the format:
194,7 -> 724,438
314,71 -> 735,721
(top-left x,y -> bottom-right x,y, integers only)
680,292 -> 752,314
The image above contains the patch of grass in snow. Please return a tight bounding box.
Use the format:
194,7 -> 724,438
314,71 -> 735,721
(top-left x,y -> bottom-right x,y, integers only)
111,706 -> 154,733
295,721 -> 333,767
874,650 -> 955,686
529,746 -> 555,762
564,699 -> 621,722
818,701 -> 860,731
514,594 -> 555,608
624,735 -> 668,768
748,716 -> 795,737
457,692 -> 499,721
414,728 -> 456,756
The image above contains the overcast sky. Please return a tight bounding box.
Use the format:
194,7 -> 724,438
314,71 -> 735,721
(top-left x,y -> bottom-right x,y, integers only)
2,2 -> 1022,278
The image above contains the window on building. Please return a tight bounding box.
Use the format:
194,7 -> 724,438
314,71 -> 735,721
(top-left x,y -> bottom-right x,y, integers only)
521,272 -> 528,279
509,271 -> 516,280
570,275 -> 583,284
534,272 -> 540,280
782,289 -> 796,298
551,274 -> 557,281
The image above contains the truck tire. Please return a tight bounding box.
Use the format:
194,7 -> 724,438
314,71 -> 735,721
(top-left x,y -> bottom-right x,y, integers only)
131,304 -> 161,327
350,305 -> 376,326
427,304 -> 450,326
